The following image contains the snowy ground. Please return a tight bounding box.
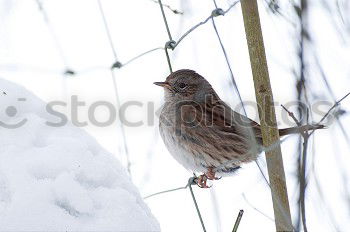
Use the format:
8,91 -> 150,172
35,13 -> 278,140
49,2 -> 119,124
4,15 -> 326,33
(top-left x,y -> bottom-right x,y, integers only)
0,78 -> 160,231
1,0 -> 350,231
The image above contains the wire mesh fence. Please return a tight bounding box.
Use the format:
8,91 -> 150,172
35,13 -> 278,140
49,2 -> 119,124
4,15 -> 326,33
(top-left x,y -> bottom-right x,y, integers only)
1,0 -> 350,231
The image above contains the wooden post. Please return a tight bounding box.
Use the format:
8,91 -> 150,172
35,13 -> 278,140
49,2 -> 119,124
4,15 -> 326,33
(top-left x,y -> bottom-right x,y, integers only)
240,0 -> 293,231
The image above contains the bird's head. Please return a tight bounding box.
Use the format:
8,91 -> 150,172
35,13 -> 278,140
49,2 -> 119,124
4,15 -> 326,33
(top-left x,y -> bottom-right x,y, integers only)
154,69 -> 215,102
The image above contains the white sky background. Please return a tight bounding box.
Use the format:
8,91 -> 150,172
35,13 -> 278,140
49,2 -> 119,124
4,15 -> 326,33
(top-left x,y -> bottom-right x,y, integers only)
1,0 -> 350,231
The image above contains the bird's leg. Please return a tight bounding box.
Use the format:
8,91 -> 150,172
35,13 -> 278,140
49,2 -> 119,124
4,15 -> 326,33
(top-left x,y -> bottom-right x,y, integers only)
206,167 -> 221,180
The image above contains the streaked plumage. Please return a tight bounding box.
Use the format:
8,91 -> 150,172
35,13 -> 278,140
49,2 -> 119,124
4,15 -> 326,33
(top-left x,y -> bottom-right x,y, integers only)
155,69 -> 322,187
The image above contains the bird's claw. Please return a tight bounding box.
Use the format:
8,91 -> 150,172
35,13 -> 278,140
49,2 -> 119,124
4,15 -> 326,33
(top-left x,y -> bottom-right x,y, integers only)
196,174 -> 212,188
206,168 -> 221,180
194,168 -> 221,188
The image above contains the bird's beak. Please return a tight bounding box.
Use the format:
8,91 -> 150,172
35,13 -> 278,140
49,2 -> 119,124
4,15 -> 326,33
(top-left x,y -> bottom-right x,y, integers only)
153,81 -> 171,89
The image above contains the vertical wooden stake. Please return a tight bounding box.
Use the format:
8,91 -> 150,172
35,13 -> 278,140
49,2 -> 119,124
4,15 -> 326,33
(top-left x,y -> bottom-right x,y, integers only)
240,0 -> 293,231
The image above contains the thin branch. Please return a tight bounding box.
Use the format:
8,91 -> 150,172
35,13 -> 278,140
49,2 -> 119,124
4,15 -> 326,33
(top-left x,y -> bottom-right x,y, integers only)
294,1 -> 309,230
281,103 -> 310,231
263,0 -> 297,27
242,193 -> 274,222
318,91 -> 350,124
281,104 -> 302,126
300,129 -> 309,232
232,210 -> 244,232
283,91 -> 350,232
309,91 -> 350,137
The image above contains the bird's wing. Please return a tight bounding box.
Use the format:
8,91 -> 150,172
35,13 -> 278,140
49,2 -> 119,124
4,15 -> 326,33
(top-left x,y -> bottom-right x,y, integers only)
179,98 -> 262,165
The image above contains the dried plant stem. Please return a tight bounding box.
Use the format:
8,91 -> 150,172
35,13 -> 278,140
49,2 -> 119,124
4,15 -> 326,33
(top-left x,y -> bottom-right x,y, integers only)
240,0 -> 293,230
232,210 -> 244,232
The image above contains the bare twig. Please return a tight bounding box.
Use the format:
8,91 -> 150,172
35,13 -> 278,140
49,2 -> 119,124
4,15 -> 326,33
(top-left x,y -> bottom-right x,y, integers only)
281,104 -> 310,232
300,122 -> 309,232
242,193 -> 274,221
232,210 -> 244,232
283,108 -> 312,232
294,1 -> 309,230
312,53 -> 350,144
283,91 -> 350,232
281,104 -> 302,126
317,92 -> 350,125
309,91 -> 350,137
263,0 -> 297,27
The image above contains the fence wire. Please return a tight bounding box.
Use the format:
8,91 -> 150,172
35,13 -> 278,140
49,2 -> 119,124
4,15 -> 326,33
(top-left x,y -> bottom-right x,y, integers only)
144,176 -> 244,232
96,0 -> 131,175
154,0 -> 245,230
151,0 -> 350,231
7,0 -> 349,231
34,0 -> 74,75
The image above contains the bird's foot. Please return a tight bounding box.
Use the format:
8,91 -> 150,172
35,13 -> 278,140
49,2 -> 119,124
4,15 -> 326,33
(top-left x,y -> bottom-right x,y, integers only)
196,174 -> 211,188
195,168 -> 222,188
206,168 -> 221,180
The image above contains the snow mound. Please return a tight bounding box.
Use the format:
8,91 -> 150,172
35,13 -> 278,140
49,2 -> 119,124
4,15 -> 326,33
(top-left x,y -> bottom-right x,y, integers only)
0,79 -> 160,231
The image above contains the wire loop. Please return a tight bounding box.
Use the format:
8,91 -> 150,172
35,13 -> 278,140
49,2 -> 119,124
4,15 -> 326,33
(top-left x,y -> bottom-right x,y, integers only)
212,8 -> 225,17
64,69 -> 75,76
165,40 -> 176,50
112,61 -> 123,69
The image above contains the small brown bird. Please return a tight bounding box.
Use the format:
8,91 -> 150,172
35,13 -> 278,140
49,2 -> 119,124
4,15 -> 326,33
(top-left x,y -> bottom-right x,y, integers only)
155,69 -> 323,188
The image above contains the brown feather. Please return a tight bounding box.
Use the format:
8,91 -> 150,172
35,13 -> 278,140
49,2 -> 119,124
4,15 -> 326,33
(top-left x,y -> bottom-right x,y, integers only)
158,69 -> 325,175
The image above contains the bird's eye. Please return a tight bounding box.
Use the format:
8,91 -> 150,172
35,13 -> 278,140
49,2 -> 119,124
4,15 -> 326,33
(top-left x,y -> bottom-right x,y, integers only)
178,82 -> 187,89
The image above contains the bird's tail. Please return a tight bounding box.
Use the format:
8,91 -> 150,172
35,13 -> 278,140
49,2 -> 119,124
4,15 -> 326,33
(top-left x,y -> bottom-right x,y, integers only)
279,124 -> 325,136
